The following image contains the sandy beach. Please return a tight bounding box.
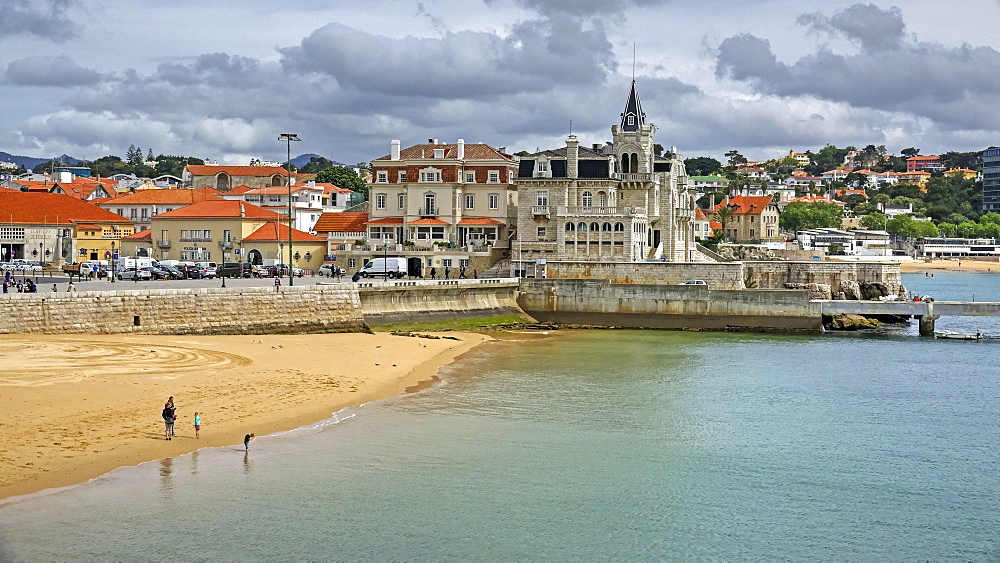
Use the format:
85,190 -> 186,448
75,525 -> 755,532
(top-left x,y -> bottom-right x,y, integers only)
899,259 -> 1000,274
0,331 -> 489,501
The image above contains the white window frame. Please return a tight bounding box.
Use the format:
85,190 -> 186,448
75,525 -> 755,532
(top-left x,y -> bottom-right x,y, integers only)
537,226 -> 547,239
398,170 -> 406,182
398,194 -> 405,209
376,194 -> 386,209
488,170 -> 500,183
465,171 -> 476,183
465,194 -> 475,209
536,190 -> 548,206
489,194 -> 499,210
376,170 -> 388,183
419,167 -> 442,183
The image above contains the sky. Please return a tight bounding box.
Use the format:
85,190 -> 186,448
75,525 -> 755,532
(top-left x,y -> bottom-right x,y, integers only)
2,0 -> 999,166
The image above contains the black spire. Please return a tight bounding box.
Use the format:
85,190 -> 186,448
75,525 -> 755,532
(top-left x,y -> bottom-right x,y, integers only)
619,80 -> 645,132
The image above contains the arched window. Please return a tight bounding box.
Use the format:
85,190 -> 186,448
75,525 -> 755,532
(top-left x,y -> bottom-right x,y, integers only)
602,222 -> 612,232
621,155 -> 629,173
598,192 -> 608,207
630,153 -> 639,173
271,175 -> 284,186
216,173 -> 230,192
590,222 -> 600,232
582,191 -> 593,207
565,222 -> 576,232
614,222 -> 624,232
578,222 -> 588,232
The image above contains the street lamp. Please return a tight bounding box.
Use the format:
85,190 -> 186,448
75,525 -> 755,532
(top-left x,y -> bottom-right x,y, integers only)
111,241 -> 116,283
279,133 -> 301,287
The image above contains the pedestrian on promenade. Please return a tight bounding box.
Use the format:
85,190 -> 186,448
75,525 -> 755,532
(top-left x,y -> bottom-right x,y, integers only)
67,281 -> 77,292
351,270 -> 361,282
459,266 -> 467,279
274,276 -> 281,291
2,280 -> 7,293
194,412 -> 201,439
430,267 -> 437,279
444,266 -> 450,279
244,433 -> 255,450
473,270 -> 478,279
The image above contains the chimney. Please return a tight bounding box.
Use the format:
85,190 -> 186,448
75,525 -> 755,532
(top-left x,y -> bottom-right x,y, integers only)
390,140 -> 400,161
498,146 -> 506,154
566,135 -> 579,179
240,203 -> 245,218
457,139 -> 465,160
428,138 -> 438,145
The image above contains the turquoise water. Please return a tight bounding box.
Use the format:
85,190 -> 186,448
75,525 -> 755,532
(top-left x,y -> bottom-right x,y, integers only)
1,274 -> 999,559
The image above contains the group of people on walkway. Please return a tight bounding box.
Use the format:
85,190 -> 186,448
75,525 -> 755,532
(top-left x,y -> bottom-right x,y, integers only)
2,272 -> 38,293
427,266 -> 476,280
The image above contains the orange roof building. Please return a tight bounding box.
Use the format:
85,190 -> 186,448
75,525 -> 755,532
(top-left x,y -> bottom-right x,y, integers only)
182,164 -> 296,192
710,195 -> 780,242
0,191 -> 131,264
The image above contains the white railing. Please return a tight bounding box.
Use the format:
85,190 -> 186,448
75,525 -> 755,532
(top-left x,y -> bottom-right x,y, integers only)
530,205 -> 550,215
560,206 -> 647,216
614,172 -> 652,182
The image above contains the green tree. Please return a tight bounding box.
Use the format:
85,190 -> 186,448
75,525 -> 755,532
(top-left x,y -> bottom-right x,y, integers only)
724,150 -> 747,168
779,201 -> 843,232
684,156 -> 722,176
938,222 -> 956,237
901,147 -> 920,158
859,212 -> 887,230
298,156 -> 334,174
316,165 -> 367,197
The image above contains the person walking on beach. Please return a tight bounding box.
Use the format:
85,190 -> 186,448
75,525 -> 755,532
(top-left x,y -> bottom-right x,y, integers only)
162,401 -> 176,440
244,433 -> 255,450
194,412 -> 202,439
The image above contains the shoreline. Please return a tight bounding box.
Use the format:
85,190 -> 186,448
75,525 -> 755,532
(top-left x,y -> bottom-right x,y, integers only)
899,260 -> 999,274
0,331 -> 490,502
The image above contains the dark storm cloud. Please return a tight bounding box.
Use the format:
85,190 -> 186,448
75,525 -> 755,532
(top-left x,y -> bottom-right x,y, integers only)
797,3 -> 905,50
279,16 -> 614,99
157,53 -> 263,88
0,0 -> 76,41
715,3 -> 1000,131
6,55 -> 100,86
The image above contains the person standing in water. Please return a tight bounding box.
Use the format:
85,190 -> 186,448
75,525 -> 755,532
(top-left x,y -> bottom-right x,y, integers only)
244,433 -> 255,450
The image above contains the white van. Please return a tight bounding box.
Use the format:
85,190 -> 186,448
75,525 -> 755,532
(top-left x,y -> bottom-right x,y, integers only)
359,257 -> 407,278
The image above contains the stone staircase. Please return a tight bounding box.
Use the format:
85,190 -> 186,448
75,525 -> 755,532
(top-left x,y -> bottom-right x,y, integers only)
480,258 -> 512,278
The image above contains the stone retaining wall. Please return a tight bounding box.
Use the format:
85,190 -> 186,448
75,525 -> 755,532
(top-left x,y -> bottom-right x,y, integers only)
0,280 -> 524,335
517,279 -> 821,331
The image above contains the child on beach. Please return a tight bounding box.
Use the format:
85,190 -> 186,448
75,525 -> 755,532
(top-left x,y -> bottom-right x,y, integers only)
244,433 -> 255,450
194,412 -> 201,439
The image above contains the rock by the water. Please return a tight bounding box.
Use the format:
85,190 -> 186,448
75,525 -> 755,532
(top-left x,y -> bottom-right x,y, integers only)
784,282 -> 833,300
823,313 -> 881,330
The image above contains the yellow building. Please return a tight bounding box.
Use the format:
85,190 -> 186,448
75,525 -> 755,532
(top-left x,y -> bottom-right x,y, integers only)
128,200 -> 325,271
944,168 -> 978,180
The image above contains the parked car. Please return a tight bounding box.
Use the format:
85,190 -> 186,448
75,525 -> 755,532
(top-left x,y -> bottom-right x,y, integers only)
118,267 -> 153,281
217,262 -> 254,278
197,265 -> 217,279
679,279 -> 708,287
149,266 -> 172,280
179,264 -> 202,279
359,257 -> 407,278
161,265 -> 186,280
318,263 -> 346,277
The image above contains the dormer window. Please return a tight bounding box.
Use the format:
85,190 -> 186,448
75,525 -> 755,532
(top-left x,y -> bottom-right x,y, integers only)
433,148 -> 445,158
419,167 -> 442,183
376,170 -> 388,183
627,115 -> 635,125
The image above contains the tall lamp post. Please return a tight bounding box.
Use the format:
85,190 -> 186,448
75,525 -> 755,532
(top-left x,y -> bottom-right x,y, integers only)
110,241 -> 116,283
279,133 -> 301,286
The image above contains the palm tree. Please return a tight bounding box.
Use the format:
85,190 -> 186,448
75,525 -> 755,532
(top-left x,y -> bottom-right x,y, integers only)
714,206 -> 735,241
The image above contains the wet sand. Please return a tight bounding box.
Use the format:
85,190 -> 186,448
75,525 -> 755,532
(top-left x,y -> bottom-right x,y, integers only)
0,332 -> 488,501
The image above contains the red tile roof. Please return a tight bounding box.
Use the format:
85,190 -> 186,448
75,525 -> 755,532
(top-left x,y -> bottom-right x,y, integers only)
155,200 -> 283,219
243,184 -> 321,196
99,187 -> 222,205
366,217 -> 404,224
709,221 -> 722,230
313,212 -> 368,232
12,178 -> 117,200
0,192 -> 128,224
314,182 -> 351,194
75,223 -> 101,230
694,208 -> 709,221
122,229 -> 152,240
227,185 -> 255,195
243,221 -> 324,242
714,195 -> 774,215
185,165 -> 289,177
408,218 -> 448,225
373,143 -> 512,161
457,217 -> 505,225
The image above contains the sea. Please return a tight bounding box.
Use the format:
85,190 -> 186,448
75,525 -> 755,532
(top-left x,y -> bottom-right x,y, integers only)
1,272 -> 999,560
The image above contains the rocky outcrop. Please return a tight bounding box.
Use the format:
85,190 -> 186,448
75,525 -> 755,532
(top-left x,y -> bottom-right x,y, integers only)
839,280 -> 862,300
784,282 -> 832,300
823,313 -> 881,330
717,245 -> 776,261
858,281 -> 908,301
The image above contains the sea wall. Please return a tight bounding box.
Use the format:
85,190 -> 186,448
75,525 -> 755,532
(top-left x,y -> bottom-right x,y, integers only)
517,279 -> 821,331
544,260 -> 902,292
0,279 -> 523,334
0,286 -> 367,335
357,278 -> 522,325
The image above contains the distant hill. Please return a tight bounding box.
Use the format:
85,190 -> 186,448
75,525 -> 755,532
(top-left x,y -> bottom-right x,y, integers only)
0,151 -> 82,170
291,153 -> 348,167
